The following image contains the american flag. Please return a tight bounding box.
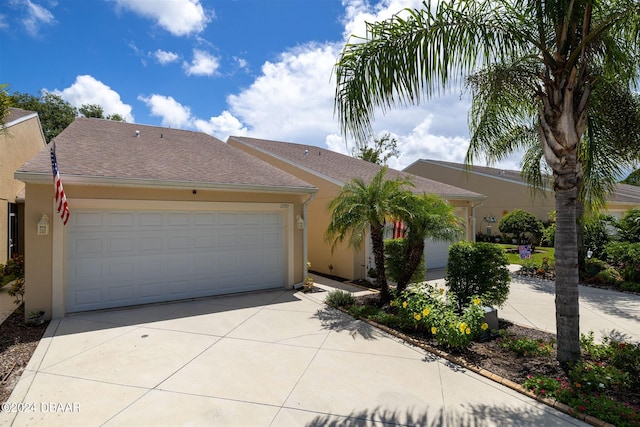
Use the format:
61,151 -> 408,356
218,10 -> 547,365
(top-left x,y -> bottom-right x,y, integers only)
392,219 -> 406,239
50,144 -> 70,225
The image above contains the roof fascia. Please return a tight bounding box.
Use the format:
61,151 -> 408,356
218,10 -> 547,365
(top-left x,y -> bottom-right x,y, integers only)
5,112 -> 38,128
420,159 -> 551,191
228,136 -> 345,187
14,172 -> 318,195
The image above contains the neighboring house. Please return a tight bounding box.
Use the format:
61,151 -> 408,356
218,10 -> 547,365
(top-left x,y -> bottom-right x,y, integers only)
405,159 -> 640,237
0,108 -> 47,262
15,118 -> 317,318
228,137 -> 485,279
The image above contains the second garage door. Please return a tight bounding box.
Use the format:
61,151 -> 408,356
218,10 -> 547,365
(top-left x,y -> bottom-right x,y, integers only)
66,209 -> 284,312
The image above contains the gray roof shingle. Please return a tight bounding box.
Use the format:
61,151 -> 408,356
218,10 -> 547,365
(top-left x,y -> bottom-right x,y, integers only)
17,118 -> 316,192
417,159 -> 640,205
229,136 -> 484,200
5,108 -> 37,126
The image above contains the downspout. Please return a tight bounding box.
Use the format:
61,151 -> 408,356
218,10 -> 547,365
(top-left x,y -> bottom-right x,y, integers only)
471,200 -> 484,242
294,192 -> 316,289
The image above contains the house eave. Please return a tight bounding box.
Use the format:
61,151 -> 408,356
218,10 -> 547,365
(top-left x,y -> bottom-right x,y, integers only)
14,172 -> 318,195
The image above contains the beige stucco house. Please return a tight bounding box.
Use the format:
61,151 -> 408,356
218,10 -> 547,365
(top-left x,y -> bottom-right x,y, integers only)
1,108 -> 47,262
228,137 -> 485,280
16,118 -> 317,319
405,159 -> 640,237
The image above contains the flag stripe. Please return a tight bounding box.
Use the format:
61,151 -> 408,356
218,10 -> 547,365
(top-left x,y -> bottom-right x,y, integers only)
50,145 -> 70,225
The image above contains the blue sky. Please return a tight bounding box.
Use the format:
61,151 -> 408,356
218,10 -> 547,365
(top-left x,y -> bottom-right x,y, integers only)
0,0 -> 523,171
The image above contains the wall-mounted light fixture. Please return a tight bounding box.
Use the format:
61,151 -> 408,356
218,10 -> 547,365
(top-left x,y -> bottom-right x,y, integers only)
296,214 -> 305,230
37,213 -> 50,236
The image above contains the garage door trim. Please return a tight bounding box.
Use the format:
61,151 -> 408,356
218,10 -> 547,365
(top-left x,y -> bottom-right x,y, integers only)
52,199 -> 295,316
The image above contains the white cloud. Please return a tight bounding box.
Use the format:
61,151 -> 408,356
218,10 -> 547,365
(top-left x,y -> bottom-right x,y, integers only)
113,0 -> 211,36
53,75 -> 134,122
19,0 -> 55,36
183,49 -> 220,76
0,14 -> 8,29
154,49 -> 180,65
194,111 -> 247,140
225,43 -> 340,143
138,94 -> 192,128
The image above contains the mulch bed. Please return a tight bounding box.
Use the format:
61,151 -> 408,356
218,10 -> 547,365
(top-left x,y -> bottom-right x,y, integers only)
0,304 -> 49,404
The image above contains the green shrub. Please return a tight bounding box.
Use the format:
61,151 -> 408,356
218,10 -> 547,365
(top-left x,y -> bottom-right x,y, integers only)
7,278 -> 24,305
614,208 -> 640,243
1,254 -> 25,287
325,290 -> 355,308
620,281 -> 640,292
593,268 -> 623,286
583,214 -> 614,259
498,209 -> 543,244
604,241 -> 640,282
393,284 -> 488,348
499,332 -> 554,357
445,242 -> 511,309
584,258 -> 607,276
384,238 -> 426,285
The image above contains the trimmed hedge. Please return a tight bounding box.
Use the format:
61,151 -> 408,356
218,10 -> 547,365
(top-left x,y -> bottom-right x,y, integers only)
445,242 -> 511,309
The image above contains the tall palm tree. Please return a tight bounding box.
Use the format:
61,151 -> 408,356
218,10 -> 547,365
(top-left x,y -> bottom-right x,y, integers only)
326,166 -> 414,302
334,0 -> 640,364
394,194 -> 463,292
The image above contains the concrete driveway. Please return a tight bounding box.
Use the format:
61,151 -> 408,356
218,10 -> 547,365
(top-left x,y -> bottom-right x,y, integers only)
2,278 -> 587,427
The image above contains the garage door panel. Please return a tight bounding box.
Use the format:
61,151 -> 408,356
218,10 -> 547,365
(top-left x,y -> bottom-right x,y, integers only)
66,209 -> 285,312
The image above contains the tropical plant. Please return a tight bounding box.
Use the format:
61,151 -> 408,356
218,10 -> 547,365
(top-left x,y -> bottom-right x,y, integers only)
326,166 -> 414,302
614,208 -> 640,243
334,0 -> 640,364
392,193 -> 463,291
582,214 -> 615,259
498,209 -> 543,244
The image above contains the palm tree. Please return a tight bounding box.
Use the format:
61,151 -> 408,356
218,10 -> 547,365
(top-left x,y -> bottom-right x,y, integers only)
394,194 -> 463,292
334,0 -> 640,364
326,166 -> 414,303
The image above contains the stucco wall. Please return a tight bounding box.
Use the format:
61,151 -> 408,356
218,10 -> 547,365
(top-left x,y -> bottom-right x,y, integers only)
228,141 -> 366,280
22,182 -> 309,319
0,115 -> 46,261
405,162 -> 555,231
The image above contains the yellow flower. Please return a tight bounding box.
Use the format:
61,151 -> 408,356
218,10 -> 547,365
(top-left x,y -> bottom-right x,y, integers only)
402,301 -> 408,309
439,288 -> 445,294
431,327 -> 437,335
473,297 -> 482,306
390,300 -> 396,307
481,323 -> 489,331
422,307 -> 430,316
459,322 -> 467,333
414,313 -> 422,321
465,327 -> 471,335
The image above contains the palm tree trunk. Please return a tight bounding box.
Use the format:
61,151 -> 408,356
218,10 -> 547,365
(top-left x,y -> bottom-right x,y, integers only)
555,185 -> 582,365
396,239 -> 425,292
370,224 -> 390,303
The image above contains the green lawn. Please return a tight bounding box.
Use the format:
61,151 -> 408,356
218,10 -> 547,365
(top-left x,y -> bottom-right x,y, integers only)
496,244 -> 555,265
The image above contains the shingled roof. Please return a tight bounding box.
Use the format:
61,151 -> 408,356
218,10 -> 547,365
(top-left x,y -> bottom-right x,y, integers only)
16,118 -> 316,193
414,159 -> 640,205
228,136 -> 484,200
4,107 -> 38,127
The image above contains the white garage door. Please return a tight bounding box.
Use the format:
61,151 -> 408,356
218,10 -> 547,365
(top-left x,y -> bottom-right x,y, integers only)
66,209 -> 284,312
424,238 -> 451,269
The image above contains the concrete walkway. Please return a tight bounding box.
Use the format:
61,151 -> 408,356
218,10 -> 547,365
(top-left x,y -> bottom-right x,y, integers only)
0,275 -> 587,427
